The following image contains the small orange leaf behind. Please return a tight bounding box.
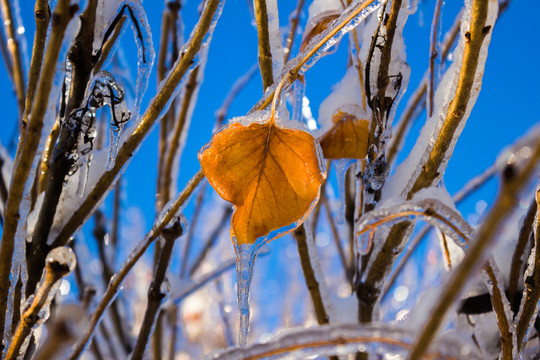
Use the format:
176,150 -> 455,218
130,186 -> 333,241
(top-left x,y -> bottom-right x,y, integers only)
301,11 -> 340,52
199,121 -> 326,245
318,109 -> 369,159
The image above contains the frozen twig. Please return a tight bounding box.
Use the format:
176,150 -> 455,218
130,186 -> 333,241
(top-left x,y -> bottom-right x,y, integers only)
282,0 -> 305,63
0,0 -> 26,120
508,197 -> 537,312
409,129 -> 540,360
22,0 -> 50,133
427,0 -> 443,117
202,323 -> 482,360
515,188 -> 540,349
5,247 -> 76,360
189,205 -> 232,276
254,0 -> 381,111
0,0 -> 76,343
53,0 -> 222,247
253,0 -> 274,89
66,170 -> 204,360
130,218 -> 184,360
483,261 -> 515,360
293,224 -> 333,326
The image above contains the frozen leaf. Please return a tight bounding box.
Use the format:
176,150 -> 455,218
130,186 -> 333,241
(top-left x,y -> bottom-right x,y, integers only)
199,119 -> 326,245
301,10 -> 341,52
318,109 -> 369,159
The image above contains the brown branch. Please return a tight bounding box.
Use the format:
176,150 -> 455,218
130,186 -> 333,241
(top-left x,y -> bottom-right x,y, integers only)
508,196 -> 537,312
161,65 -> 200,205
293,224 -> 331,325
180,181 -> 206,276
0,0 -> 26,120
0,0 -> 76,344
409,126 -> 540,360
408,1 -> 495,196
53,0 -> 222,248
386,9 -> 461,165
253,0 -> 274,89
515,188 -> 540,349
5,247 -> 76,360
130,219 -> 183,360
66,170 -> 204,360
22,0 -> 50,133
484,262 -> 514,360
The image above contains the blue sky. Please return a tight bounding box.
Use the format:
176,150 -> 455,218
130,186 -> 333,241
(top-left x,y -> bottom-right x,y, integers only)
0,0 -> 538,248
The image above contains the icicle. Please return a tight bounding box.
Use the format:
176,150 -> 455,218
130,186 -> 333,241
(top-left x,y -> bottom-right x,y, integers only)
235,243 -> 259,347
334,159 -> 354,224
115,0 -> 155,120
291,80 -> 305,124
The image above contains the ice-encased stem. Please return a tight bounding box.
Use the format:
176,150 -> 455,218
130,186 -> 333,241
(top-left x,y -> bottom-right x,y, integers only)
235,244 -> 258,347
335,159 -> 354,224
52,0 -> 225,248
0,0 -> 75,345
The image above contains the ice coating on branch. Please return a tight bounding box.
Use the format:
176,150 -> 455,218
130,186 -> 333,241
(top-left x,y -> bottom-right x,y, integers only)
516,241 -> 540,349
481,259 -> 518,360
356,198 -> 474,253
250,0 -> 384,114
384,0 -> 498,200
265,0 -> 284,83
4,16 -> 80,343
110,0 -> 154,121
202,323 -> 483,359
334,159 -> 354,224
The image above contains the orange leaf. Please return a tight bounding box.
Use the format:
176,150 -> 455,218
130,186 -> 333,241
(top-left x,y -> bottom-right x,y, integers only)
199,121 -> 326,245
318,109 -> 369,159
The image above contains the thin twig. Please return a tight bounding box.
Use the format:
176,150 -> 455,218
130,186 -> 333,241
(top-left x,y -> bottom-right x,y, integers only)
508,197 -> 537,313
130,219 -> 183,360
255,0 -> 379,111
0,0 -> 26,120
283,0 -> 305,63
93,15 -> 126,74
515,188 -> 540,349
161,66 -> 200,205
66,170 -> 204,360
484,261 -> 515,360
320,190 -> 351,282
189,205 -> 232,277
22,0 -> 50,133
53,0 -> 222,247
180,181 -> 206,277
5,247 -> 76,360
386,10 -> 461,165
409,129 -> 540,360
427,0 -> 443,117
0,0 -> 76,343
253,0 -> 274,89
293,224 -> 332,325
